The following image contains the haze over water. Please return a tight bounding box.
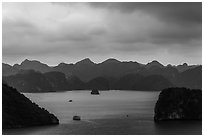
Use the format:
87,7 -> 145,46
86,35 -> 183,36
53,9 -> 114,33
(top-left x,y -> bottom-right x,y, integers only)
3,90 -> 202,135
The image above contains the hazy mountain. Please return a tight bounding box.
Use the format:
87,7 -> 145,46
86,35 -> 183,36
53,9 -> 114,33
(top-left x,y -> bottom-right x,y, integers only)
3,66 -> 201,92
176,66 -> 202,89
75,58 -> 95,66
2,83 -> 59,129
145,60 -> 164,69
96,59 -> 142,80
86,77 -> 110,90
101,58 -> 121,64
3,59 -> 200,82
44,71 -> 70,91
72,58 -> 98,81
2,58 -> 143,81
175,63 -> 199,72
113,74 -> 144,90
66,76 -> 86,90
13,59 -> 52,73
53,63 -> 74,78
3,70 -> 75,92
3,70 -> 85,92
3,70 -> 53,92
140,65 -> 179,85
54,58 -> 142,82
2,63 -> 19,76
132,75 -> 173,91
2,58 -> 202,91
113,74 -> 172,91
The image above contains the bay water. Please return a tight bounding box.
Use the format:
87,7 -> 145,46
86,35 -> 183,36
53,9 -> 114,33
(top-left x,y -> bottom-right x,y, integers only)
3,90 -> 202,135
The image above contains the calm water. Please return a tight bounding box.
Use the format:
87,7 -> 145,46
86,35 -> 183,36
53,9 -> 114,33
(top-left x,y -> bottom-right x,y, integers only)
3,90 -> 202,135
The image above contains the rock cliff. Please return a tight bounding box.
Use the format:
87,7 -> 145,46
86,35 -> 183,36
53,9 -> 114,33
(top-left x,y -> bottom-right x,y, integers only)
154,87 -> 202,122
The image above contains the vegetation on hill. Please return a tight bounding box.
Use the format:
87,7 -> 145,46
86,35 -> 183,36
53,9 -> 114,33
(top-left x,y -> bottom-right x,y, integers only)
2,83 -> 59,129
154,87 -> 202,122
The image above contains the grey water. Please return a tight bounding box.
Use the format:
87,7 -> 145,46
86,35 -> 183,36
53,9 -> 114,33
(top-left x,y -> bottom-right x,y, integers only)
3,90 -> 202,135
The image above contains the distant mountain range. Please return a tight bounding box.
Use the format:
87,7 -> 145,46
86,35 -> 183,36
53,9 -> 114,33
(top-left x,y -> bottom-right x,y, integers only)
2,59 -> 202,92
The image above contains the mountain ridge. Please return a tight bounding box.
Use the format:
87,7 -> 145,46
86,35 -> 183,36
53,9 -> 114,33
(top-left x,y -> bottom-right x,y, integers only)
3,58 -> 200,82
3,58 -> 201,68
3,65 -> 201,92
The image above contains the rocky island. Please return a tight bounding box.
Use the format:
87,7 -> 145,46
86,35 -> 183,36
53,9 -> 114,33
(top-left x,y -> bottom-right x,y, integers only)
2,83 -> 59,129
91,89 -> 100,95
154,87 -> 202,122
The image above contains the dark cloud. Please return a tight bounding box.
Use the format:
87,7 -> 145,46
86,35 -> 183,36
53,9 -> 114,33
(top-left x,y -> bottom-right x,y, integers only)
2,2 -> 202,65
90,2 -> 202,25
89,2 -> 202,47
149,25 -> 201,45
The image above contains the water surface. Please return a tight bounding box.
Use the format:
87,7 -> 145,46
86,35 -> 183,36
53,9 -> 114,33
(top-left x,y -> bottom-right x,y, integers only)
3,90 -> 202,135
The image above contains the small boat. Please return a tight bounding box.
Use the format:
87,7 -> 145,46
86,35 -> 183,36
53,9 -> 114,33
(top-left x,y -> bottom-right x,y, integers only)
73,115 -> 81,121
68,100 -> 73,102
91,89 -> 100,95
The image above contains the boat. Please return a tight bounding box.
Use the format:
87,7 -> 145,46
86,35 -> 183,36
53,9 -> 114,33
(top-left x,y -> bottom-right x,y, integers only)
91,89 -> 100,95
68,100 -> 72,102
73,115 -> 81,121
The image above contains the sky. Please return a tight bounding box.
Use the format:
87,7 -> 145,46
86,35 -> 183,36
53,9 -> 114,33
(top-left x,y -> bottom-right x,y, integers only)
2,2 -> 202,66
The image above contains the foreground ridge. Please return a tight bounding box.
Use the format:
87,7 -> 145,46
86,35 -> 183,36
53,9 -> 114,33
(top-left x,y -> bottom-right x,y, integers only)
2,83 -> 59,129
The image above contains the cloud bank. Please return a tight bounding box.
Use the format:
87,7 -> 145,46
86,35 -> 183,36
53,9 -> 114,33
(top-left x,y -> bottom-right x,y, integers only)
2,2 -> 202,65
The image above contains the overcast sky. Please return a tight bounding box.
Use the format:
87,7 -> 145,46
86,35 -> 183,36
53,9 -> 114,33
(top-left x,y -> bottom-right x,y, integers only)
2,2 -> 202,66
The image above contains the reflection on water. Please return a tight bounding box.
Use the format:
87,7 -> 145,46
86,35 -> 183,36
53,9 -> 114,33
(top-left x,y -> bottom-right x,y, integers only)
3,90 -> 202,135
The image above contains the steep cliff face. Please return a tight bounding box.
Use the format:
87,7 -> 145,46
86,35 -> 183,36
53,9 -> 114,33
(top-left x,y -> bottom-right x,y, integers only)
2,84 -> 59,129
154,87 -> 202,122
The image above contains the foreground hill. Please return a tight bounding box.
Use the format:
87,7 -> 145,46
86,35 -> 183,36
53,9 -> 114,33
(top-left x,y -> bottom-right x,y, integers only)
154,87 -> 202,122
2,83 -> 59,129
